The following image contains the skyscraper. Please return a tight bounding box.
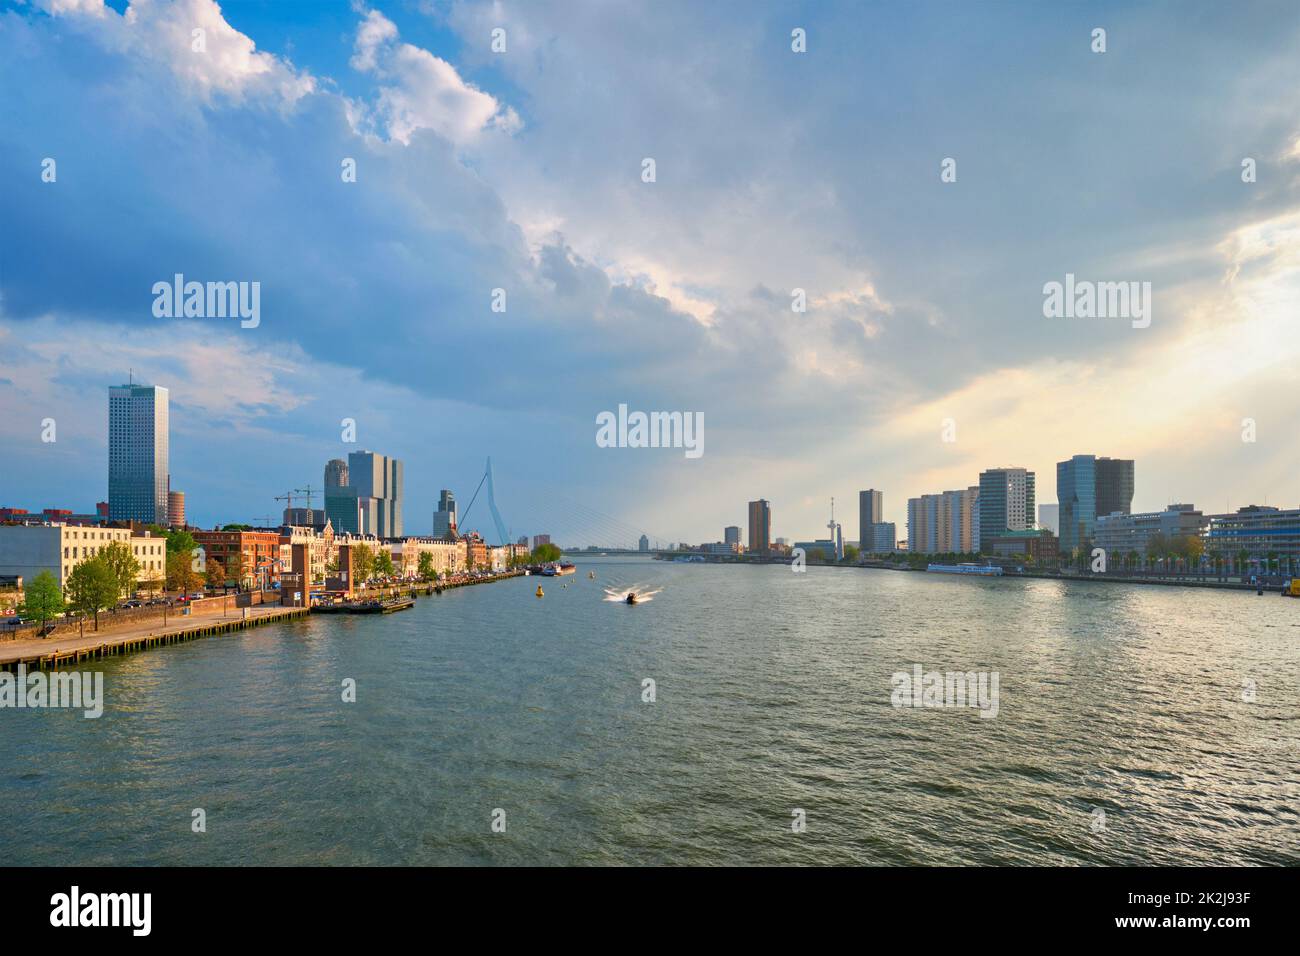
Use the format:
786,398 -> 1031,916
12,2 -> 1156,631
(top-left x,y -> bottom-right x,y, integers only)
433,489 -> 457,538
638,534 -> 650,552
858,489 -> 883,550
349,450 -> 403,538
724,525 -> 741,545
1057,455 -> 1135,554
323,451 -> 403,537
324,458 -> 348,491
1057,455 -> 1097,554
1095,457 -> 1135,519
748,499 -> 771,553
108,383 -> 169,524
978,467 -> 1035,552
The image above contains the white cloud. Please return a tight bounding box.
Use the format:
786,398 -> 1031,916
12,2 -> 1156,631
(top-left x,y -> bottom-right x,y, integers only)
350,6 -> 519,145
37,0 -> 315,107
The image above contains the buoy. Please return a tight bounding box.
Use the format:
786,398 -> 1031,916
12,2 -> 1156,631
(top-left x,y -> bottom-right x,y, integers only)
536,586 -> 544,598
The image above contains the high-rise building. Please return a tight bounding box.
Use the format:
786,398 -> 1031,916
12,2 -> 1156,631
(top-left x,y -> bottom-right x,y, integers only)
323,451 -> 403,537
532,534 -> 551,550
868,522 -> 896,552
907,487 -> 978,554
324,458 -> 348,491
978,467 -> 1035,552
433,489 -> 457,538
108,383 -> 169,525
1095,457 -> 1136,519
1038,504 -> 1059,535
724,525 -> 741,545
748,499 -> 771,553
1057,455 -> 1135,554
1057,455 -> 1097,555
638,534 -> 650,551
858,489 -> 883,549
167,490 -> 186,528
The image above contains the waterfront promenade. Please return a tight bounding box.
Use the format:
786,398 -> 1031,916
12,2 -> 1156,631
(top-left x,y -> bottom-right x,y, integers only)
0,569 -> 527,671
0,604 -> 309,671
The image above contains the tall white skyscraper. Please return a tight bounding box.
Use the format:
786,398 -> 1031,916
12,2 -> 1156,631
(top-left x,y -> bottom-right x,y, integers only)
108,383 -> 169,524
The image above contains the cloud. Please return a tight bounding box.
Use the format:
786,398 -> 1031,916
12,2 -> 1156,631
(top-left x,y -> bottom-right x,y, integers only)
349,6 -> 519,145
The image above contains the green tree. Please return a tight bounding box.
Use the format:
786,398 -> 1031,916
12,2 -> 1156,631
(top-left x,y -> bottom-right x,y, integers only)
166,529 -> 198,560
18,570 -> 65,632
530,543 -> 562,563
65,557 -> 119,632
417,552 -> 435,581
351,545 -> 375,585
205,558 -> 226,591
99,539 -> 141,601
167,550 -> 202,594
375,551 -> 395,578
843,544 -> 860,563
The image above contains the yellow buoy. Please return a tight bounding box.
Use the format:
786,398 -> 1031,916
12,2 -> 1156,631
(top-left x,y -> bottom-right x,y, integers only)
536,586 -> 544,598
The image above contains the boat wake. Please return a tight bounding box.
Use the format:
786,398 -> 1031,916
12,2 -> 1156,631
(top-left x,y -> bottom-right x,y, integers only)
603,584 -> 663,604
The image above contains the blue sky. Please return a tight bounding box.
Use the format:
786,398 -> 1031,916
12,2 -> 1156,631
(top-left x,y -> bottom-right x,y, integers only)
3,0 -> 1300,545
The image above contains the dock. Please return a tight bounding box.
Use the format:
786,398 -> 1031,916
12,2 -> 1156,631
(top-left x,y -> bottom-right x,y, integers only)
0,605 -> 310,673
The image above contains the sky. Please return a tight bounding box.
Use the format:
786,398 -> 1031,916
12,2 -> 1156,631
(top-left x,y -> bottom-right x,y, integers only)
2,0 -> 1299,547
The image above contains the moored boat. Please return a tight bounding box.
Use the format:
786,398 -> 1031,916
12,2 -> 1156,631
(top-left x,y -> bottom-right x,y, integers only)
926,563 -> 1004,576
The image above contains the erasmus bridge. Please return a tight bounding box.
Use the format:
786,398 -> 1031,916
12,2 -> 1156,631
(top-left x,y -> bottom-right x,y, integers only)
456,457 -> 670,550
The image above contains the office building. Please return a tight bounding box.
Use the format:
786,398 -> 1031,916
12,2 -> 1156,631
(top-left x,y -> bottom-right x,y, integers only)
108,383 -> 169,524
985,529 -> 1059,564
748,499 -> 771,553
724,525 -> 741,546
1095,457 -> 1136,520
978,467 -> 1035,552
323,451 -> 404,538
433,489 -> 457,538
1204,506 -> 1300,568
639,534 -> 650,552
1057,455 -> 1135,554
532,534 -> 551,550
325,459 -> 349,491
858,489 -> 883,549
868,522 -> 896,552
1095,504 -> 1205,558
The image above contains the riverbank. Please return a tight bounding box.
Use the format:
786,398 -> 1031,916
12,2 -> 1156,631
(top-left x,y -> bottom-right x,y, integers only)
0,569 -> 527,671
653,553 -> 1288,593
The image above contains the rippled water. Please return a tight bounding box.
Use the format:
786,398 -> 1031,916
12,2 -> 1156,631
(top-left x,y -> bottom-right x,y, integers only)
3,557 -> 1297,865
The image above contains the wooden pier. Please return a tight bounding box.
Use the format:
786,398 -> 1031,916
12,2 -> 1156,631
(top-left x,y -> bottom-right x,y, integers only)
0,606 -> 310,673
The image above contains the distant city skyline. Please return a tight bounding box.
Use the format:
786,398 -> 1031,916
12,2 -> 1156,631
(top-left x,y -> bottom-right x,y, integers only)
3,2 -> 1300,545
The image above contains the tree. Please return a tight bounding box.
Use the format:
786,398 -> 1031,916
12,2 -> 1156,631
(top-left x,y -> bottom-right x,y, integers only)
417,552 -> 435,581
167,550 -> 202,594
18,571 -> 64,633
351,545 -> 375,585
530,543 -> 562,563
166,529 -> 198,561
227,550 -> 250,590
65,557 -> 119,632
205,558 -> 226,591
375,551 -> 395,579
99,539 -> 141,601
843,545 -> 860,563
